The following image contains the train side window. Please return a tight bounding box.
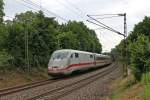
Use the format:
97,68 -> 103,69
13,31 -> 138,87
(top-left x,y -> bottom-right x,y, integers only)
96,57 -> 101,60
90,55 -> 93,58
70,54 -> 73,58
75,53 -> 79,58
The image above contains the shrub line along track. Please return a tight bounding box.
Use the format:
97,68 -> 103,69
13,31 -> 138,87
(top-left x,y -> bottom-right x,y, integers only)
29,63 -> 117,100
0,79 -> 61,96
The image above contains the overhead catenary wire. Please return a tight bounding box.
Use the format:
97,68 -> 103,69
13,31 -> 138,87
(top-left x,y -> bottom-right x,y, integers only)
22,0 -> 68,22
87,15 -> 122,35
64,0 -> 87,16
87,20 -> 121,35
87,18 -> 124,52
39,0 -> 42,10
95,15 -> 122,20
55,0 -> 83,18
87,15 -> 125,36
87,20 -> 123,46
15,0 -> 45,14
26,0 -> 42,10
88,14 -> 121,16
87,15 -> 122,23
20,0 -> 68,22
15,0 -> 39,12
93,21 -> 123,41
90,13 -> 128,77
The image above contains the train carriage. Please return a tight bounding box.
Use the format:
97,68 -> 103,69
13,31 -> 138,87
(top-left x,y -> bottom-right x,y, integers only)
48,49 -> 112,76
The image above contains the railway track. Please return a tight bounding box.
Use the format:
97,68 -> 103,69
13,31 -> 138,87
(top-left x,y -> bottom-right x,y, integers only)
29,64 -> 118,100
0,78 -> 60,97
0,63 -> 118,100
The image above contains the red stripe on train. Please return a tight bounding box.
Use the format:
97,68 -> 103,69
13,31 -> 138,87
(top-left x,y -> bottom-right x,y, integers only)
48,61 -> 95,71
48,60 -> 108,71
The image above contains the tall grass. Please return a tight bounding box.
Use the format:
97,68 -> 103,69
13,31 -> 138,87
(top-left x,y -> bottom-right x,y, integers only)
142,72 -> 150,100
144,85 -> 150,100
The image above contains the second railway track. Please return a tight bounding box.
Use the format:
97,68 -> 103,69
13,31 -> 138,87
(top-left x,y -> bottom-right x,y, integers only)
0,78 -> 60,97
29,63 -> 118,100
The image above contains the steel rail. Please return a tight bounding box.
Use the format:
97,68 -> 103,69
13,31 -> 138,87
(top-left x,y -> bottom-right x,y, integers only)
29,63 -> 117,100
0,78 -> 60,96
54,65 -> 119,100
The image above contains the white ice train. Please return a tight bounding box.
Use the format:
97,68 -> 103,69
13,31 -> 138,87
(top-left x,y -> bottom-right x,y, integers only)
48,49 -> 112,76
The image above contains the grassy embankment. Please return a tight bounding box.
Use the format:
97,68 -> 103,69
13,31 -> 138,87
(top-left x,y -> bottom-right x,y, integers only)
110,72 -> 150,100
0,67 -> 49,89
142,72 -> 150,100
110,74 -> 143,100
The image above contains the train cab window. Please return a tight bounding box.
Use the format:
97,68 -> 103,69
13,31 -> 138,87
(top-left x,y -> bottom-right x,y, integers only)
90,55 -> 93,58
75,53 -> 79,58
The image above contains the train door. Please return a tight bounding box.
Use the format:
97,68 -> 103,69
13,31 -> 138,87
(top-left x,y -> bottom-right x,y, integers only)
70,53 -> 79,65
68,53 -> 80,72
94,54 -> 96,67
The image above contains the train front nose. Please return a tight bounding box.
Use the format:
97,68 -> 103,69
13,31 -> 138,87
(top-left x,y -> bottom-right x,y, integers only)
48,60 -> 67,75
48,50 -> 69,76
48,67 -> 65,76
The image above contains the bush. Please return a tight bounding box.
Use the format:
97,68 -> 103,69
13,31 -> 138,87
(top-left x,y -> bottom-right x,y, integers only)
129,35 -> 150,81
0,50 -> 13,69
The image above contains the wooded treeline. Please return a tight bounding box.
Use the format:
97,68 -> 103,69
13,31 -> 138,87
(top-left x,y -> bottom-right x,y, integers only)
111,16 -> 150,81
0,0 -> 102,69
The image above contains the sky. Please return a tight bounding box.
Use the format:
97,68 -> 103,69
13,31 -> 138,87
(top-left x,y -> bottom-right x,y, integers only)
4,0 -> 150,52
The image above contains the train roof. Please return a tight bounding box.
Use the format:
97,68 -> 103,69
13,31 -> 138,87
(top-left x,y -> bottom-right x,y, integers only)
95,54 -> 110,58
54,49 -> 93,54
54,49 -> 109,57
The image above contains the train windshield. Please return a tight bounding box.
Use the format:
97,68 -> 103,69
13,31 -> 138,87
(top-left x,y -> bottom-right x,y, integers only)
51,51 -> 69,60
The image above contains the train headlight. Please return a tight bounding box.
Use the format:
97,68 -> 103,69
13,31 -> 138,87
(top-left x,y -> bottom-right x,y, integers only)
48,67 -> 51,70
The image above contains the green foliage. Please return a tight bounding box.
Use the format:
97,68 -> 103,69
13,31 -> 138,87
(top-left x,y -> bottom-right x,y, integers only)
129,35 -> 150,81
143,85 -> 150,100
0,0 -> 4,24
57,31 -> 78,49
123,17 -> 150,99
142,72 -> 150,100
142,72 -> 150,84
131,17 -> 150,41
5,22 -> 26,67
0,11 -> 102,69
0,50 -> 13,68
0,25 -> 8,49
110,76 -> 136,100
62,21 -> 102,53
4,11 -> 60,68
112,16 -> 150,81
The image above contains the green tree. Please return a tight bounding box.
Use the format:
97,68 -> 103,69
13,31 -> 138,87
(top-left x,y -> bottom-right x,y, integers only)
1,10 -> 102,69
128,16 -> 150,42
4,11 -> 60,68
61,21 -> 102,53
112,16 -> 150,81
0,0 -> 5,49
129,35 -> 150,81
57,31 -> 78,49
0,0 -> 4,24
